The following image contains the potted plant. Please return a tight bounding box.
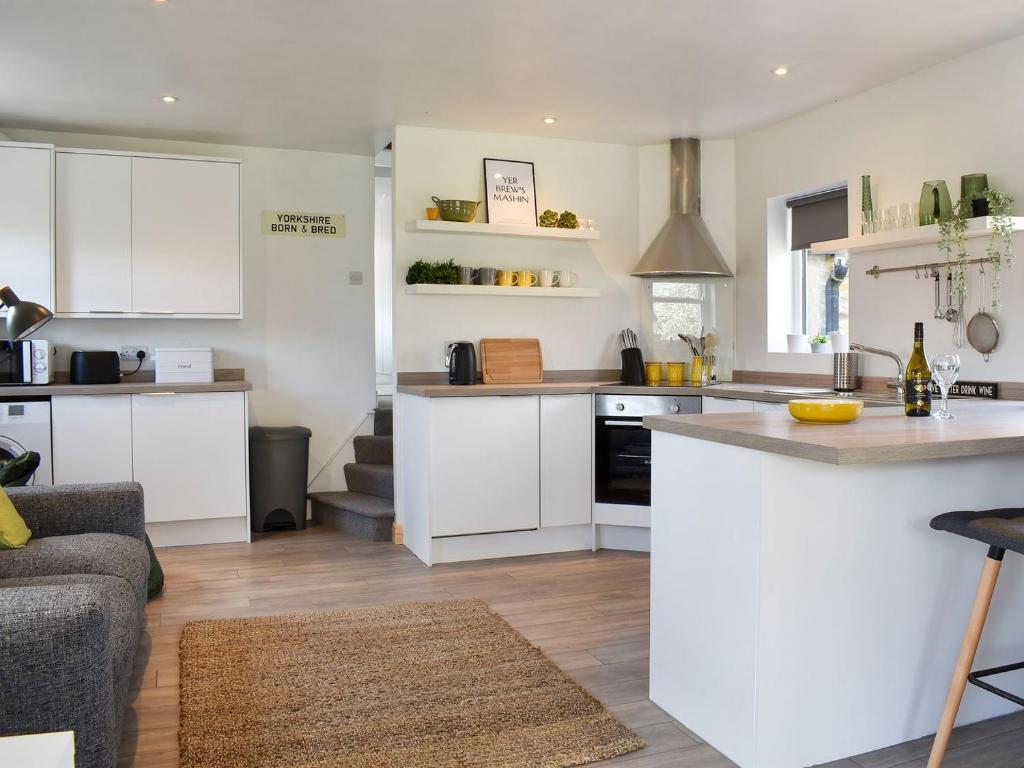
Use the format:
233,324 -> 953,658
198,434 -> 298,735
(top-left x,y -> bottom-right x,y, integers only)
810,334 -> 832,354
405,259 -> 460,285
938,189 -> 1014,311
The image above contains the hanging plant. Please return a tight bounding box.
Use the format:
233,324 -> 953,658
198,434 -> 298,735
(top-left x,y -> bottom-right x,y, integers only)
938,188 -> 1015,311
985,189 -> 1014,311
938,198 -> 970,304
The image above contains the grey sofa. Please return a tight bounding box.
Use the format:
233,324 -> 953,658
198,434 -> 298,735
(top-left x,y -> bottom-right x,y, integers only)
0,482 -> 149,768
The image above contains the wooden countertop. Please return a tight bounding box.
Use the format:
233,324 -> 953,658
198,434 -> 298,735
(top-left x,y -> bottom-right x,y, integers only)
645,401 -> 1024,464
0,369 -> 251,398
395,380 -> 889,402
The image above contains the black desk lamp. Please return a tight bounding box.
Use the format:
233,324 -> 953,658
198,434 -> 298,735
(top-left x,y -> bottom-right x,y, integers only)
0,286 -> 53,341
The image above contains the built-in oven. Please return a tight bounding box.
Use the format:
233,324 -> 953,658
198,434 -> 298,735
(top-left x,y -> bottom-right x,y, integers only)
594,394 -> 701,507
0,342 -> 31,386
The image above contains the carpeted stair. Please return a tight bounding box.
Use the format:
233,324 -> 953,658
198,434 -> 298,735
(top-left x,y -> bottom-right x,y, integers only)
309,406 -> 394,541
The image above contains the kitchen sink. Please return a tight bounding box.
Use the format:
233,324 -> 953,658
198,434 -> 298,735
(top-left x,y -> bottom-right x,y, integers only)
764,388 -> 902,406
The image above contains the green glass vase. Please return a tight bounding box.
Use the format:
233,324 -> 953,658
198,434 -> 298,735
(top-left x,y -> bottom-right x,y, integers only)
919,180 -> 952,225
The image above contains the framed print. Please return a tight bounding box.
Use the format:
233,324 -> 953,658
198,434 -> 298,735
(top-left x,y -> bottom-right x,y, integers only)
483,158 -> 538,226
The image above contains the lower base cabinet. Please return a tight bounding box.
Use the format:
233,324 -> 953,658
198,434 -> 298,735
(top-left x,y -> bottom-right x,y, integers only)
51,392 -> 248,527
430,396 -> 540,537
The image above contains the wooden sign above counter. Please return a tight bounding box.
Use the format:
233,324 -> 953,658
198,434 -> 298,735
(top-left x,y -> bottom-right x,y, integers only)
261,210 -> 345,238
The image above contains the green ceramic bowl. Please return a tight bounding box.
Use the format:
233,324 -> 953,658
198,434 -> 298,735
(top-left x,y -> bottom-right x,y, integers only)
432,197 -> 481,223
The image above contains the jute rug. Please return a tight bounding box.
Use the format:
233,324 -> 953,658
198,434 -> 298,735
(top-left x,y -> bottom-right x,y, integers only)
178,598 -> 644,768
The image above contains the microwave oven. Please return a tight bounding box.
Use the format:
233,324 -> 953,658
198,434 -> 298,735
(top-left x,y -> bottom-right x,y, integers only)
0,340 -> 54,385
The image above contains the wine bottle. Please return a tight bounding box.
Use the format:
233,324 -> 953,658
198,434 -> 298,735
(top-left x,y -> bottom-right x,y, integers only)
905,322 -> 932,417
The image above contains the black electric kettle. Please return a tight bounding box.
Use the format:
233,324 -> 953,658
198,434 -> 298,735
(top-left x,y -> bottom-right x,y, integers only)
446,342 -> 477,385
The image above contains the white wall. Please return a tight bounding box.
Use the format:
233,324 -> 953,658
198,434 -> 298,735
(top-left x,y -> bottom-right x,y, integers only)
392,126 -> 737,375
4,128 -> 375,491
735,34 -> 1024,381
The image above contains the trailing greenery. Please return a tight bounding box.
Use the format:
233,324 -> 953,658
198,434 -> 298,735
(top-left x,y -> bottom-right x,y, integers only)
405,258 -> 460,285
986,189 -> 1014,311
939,188 -> 1015,311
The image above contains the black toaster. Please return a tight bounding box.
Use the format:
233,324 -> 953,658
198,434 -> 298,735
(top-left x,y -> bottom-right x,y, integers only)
69,351 -> 122,385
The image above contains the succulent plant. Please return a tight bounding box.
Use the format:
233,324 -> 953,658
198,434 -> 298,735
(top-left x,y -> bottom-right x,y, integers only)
557,210 -> 579,229
538,209 -> 559,227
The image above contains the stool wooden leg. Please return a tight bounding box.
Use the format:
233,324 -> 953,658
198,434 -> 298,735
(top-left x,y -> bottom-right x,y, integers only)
927,548 -> 1004,768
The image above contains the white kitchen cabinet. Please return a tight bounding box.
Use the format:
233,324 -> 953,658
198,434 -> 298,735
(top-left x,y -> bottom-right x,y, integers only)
56,152 -> 132,313
430,396 -> 540,537
0,143 -> 52,311
131,391 -> 247,523
701,396 -> 754,414
131,156 -> 240,315
753,400 -> 790,413
540,394 -> 592,527
51,395 -> 133,484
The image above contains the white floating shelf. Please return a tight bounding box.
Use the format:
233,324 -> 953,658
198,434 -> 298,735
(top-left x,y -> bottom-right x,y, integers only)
405,284 -> 600,298
811,216 -> 1024,255
407,219 -> 600,240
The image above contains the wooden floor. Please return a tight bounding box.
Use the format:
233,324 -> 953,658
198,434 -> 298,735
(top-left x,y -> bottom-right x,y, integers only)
121,527 -> 1024,768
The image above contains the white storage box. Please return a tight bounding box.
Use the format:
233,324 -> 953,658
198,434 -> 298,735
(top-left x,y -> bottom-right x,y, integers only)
155,347 -> 214,384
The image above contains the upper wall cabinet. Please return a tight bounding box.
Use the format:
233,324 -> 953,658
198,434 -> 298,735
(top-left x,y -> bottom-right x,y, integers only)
55,150 -> 242,318
131,157 -> 240,315
0,143 -> 53,313
56,152 -> 132,313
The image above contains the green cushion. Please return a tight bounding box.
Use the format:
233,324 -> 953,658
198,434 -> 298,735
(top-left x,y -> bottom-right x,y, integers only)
145,534 -> 164,600
0,451 -> 40,487
0,485 -> 31,548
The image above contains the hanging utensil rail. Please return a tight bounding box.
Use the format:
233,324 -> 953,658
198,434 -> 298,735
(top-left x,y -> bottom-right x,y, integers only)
866,256 -> 998,279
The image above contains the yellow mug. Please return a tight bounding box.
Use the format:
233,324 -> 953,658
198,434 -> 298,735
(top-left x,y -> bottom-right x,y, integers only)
426,207 -> 440,221
645,362 -> 662,385
666,362 -> 685,385
515,270 -> 537,288
496,270 -> 518,287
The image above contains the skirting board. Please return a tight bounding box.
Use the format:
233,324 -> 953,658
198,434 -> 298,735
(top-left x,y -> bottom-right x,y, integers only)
429,525 -> 592,564
147,517 -> 250,548
596,525 -> 651,553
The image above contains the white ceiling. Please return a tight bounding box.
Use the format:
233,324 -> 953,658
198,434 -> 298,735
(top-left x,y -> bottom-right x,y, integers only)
2,1 -> 1023,155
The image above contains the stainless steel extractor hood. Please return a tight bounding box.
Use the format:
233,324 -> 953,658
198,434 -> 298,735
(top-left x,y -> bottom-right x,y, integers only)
632,138 -> 733,278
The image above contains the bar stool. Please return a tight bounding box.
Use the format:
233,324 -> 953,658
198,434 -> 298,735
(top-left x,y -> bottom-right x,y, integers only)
926,508 -> 1024,768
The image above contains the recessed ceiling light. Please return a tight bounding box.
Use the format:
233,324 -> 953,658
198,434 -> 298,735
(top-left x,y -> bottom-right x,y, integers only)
542,117 -> 558,125
773,66 -> 789,77
160,94 -> 179,103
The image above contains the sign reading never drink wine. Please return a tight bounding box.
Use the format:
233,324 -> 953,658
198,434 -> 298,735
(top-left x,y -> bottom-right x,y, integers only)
261,211 -> 346,238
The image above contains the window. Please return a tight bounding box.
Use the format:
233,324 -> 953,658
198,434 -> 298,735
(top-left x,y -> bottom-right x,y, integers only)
650,281 -> 716,341
795,249 -> 849,335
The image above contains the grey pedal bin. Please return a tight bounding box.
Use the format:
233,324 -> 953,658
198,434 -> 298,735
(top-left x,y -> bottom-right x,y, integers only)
249,425 -> 312,531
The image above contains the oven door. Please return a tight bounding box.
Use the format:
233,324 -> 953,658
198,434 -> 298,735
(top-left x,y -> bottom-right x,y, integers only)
594,415 -> 651,506
0,342 -> 30,385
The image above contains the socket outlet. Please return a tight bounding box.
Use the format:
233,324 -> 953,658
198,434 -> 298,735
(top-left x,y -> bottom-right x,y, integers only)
119,345 -> 149,361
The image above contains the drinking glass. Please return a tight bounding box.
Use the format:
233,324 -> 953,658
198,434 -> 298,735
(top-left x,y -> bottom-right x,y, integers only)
931,354 -> 961,420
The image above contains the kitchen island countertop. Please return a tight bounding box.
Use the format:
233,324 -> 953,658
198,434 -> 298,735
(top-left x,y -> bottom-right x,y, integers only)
645,399 -> 1024,464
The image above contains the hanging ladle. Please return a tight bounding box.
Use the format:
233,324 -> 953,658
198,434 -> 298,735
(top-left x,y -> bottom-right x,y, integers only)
967,262 -> 999,362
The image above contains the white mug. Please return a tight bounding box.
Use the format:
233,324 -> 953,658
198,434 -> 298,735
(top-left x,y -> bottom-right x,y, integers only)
556,269 -> 577,288
829,332 -> 850,353
538,269 -> 560,288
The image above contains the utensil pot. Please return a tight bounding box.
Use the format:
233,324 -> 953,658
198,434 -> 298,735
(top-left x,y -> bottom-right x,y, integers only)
832,352 -> 860,392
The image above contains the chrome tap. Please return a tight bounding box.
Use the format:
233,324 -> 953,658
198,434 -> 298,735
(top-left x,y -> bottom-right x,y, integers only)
850,343 -> 904,401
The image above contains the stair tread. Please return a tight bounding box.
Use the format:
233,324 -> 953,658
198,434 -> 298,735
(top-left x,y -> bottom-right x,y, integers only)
308,491 -> 394,519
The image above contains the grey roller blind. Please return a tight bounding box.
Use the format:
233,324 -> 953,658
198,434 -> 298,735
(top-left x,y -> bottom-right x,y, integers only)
788,188 -> 848,251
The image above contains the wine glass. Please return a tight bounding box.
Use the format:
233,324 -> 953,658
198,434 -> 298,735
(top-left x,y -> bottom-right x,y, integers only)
931,354 -> 961,420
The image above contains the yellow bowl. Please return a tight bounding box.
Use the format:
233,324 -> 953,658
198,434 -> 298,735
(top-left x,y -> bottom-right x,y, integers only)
787,399 -> 864,424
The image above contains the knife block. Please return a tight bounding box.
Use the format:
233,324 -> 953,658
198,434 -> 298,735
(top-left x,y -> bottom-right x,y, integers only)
620,348 -> 645,386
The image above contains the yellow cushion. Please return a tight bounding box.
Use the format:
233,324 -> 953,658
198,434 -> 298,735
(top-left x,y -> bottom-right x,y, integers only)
0,486 -> 31,549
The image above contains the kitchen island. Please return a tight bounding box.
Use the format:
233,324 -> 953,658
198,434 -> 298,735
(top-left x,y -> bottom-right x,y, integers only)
645,403 -> 1024,768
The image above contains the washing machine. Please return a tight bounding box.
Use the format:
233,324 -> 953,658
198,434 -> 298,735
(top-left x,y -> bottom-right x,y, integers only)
0,401 -> 52,485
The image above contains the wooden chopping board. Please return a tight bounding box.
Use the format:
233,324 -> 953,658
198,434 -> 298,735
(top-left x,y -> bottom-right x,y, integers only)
480,338 -> 544,384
